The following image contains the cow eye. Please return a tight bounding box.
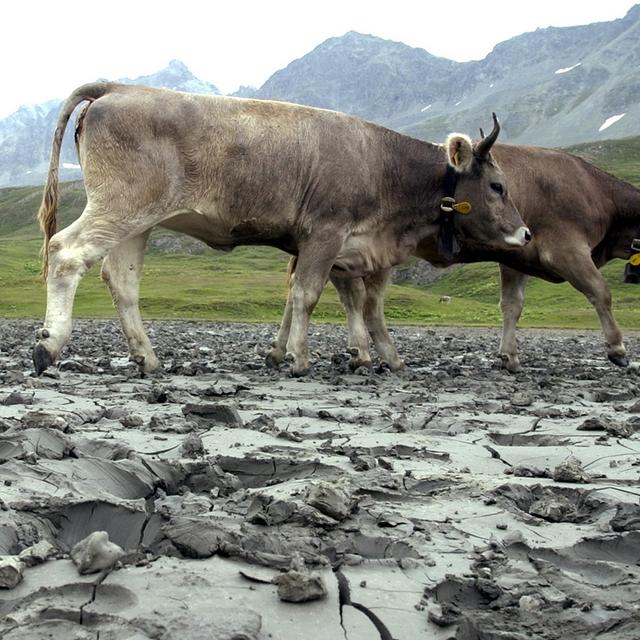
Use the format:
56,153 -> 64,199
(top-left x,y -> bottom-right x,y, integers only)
490,182 -> 504,195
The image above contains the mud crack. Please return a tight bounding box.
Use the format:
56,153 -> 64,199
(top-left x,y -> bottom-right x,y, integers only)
334,568 -> 396,640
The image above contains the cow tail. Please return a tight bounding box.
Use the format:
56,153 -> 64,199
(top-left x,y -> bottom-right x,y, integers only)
38,82 -> 114,281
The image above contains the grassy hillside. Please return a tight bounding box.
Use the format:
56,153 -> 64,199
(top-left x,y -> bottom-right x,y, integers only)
0,136 -> 638,328
567,136 -> 640,185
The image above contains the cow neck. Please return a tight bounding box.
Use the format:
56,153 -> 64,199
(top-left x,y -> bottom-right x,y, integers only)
437,165 -> 461,259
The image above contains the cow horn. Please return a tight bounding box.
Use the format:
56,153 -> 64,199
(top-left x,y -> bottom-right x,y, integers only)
475,113 -> 499,159
479,127 -> 485,139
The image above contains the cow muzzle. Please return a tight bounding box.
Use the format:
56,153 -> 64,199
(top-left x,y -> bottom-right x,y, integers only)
503,226 -> 532,247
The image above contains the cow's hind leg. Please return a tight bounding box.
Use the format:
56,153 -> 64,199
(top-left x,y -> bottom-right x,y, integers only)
331,273 -> 372,369
285,236 -> 343,376
101,231 -> 160,373
34,207 -> 119,373
266,259 -> 296,368
363,268 -> 404,370
499,265 -> 529,373
545,247 -> 627,367
33,202 -> 163,374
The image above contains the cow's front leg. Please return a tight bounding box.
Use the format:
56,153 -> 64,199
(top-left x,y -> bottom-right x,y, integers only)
498,264 -> 528,373
101,231 -> 160,373
286,237 -> 341,376
330,273 -> 372,369
363,268 -> 404,370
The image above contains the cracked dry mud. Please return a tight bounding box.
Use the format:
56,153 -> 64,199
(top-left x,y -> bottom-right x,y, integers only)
1,319 -> 640,639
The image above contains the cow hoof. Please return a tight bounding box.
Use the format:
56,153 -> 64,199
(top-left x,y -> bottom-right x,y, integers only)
499,353 -> 520,374
289,365 -> 310,378
348,357 -> 372,371
265,351 -> 283,369
385,359 -> 405,372
608,353 -> 629,367
33,343 -> 54,375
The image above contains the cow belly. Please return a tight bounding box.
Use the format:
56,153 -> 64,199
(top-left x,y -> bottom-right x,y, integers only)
158,211 -> 232,248
334,233 -> 412,277
159,210 -> 294,251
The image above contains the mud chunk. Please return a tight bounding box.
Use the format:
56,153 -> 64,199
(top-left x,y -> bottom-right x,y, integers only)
610,503 -> 640,532
529,493 -> 577,522
552,457 -> 591,483
0,557 -> 24,589
70,531 -> 125,574
246,494 -> 296,525
273,569 -> 327,603
428,603 -> 460,627
180,433 -> 205,458
594,389 -> 635,403
511,465 -> 550,478
510,392 -> 533,407
305,481 -> 354,521
350,452 -> 377,471
578,416 -> 632,437
18,540 -> 56,567
519,595 -> 543,610
59,359 -> 95,374
182,402 -> 243,428
120,414 -> 144,428
577,416 -> 609,431
1,391 -> 34,406
21,411 -> 68,431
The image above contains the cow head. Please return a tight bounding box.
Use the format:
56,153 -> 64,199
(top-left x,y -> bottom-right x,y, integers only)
440,114 -> 531,253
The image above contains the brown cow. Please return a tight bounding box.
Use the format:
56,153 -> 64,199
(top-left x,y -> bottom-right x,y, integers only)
33,82 -> 530,376
271,144 -> 640,371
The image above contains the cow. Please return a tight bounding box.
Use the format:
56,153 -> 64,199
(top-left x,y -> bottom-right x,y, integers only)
270,144 -> 640,372
33,82 -> 530,376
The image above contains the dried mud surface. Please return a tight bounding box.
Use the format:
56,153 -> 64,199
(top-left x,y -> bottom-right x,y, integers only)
1,319 -> 640,640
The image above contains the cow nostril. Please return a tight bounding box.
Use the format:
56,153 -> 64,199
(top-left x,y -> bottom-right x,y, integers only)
524,229 -> 532,243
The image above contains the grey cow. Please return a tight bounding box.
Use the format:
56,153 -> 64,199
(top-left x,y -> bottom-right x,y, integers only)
273,144 -> 640,371
33,82 -> 530,375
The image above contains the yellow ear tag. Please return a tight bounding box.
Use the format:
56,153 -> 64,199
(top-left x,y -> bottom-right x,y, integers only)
630,253 -> 640,266
453,201 -> 472,214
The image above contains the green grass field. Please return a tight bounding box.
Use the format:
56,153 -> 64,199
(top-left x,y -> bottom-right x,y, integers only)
0,136 -> 638,328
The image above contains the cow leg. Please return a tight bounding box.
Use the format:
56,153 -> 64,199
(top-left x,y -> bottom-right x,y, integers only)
100,231 -> 160,373
33,208 -> 124,373
285,238 -> 342,376
266,278 -> 294,368
362,268 -> 404,370
33,200 -> 169,374
330,273 -> 372,369
552,252 -> 627,366
498,265 -> 529,373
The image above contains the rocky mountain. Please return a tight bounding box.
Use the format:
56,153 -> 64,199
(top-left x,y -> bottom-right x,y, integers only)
251,31 -> 459,126
404,4 -> 640,146
1,6 -> 639,188
0,61 -> 220,187
253,6 -> 640,146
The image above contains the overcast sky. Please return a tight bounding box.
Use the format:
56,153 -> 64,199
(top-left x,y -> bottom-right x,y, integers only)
2,0 -> 637,118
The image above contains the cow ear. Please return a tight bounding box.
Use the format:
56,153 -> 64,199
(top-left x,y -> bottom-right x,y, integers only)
445,133 -> 473,173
